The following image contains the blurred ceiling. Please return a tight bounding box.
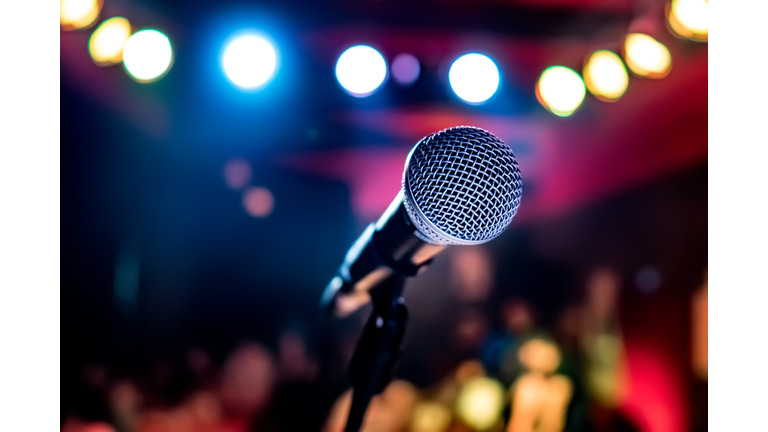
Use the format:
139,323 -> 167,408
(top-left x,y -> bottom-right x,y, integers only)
61,0 -> 706,189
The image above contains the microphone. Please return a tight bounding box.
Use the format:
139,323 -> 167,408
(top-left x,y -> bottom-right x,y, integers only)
320,126 -> 523,317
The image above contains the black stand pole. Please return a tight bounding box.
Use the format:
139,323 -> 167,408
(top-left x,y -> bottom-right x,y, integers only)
343,274 -> 409,432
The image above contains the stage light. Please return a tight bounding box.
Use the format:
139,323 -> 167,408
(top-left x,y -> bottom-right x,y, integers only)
456,377 -> 505,431
536,66 -> 586,117
243,187 -> 274,218
335,45 -> 388,97
624,33 -> 672,78
122,30 -> 173,83
391,53 -> 420,86
222,34 -> 278,90
89,17 -> 132,66
668,0 -> 708,41
60,0 -> 101,30
448,53 -> 500,104
583,50 -> 629,102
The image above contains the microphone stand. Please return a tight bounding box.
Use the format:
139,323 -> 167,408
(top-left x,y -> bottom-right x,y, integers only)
343,274 -> 408,432
328,200 -> 442,432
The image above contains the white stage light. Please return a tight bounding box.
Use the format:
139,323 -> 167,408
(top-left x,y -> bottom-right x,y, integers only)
222,34 -> 278,90
335,45 -> 388,97
449,53 -> 501,104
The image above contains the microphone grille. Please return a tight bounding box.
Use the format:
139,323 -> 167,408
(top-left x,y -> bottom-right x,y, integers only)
402,126 -> 522,245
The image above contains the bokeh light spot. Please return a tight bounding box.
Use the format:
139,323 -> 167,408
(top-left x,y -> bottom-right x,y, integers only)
335,45 -> 388,97
536,66 -> 586,117
411,402 -> 451,432
448,53 -> 500,104
624,33 -> 672,78
391,53 -> 420,86
519,337 -> 562,373
123,30 -> 173,83
456,377 -> 505,431
60,0 -> 101,30
223,159 -> 252,190
243,187 -> 274,218
89,17 -> 132,66
668,0 -> 708,41
222,34 -> 278,90
584,50 -> 629,102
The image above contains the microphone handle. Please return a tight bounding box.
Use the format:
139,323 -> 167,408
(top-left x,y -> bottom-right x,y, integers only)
321,192 -> 445,316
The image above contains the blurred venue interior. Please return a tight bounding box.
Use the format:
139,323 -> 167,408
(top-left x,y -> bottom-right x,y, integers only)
60,0 -> 708,430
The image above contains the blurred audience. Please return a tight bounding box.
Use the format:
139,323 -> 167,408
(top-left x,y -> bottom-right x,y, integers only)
481,299 -> 536,385
507,336 -> 572,432
216,342 -> 276,431
450,247 -> 494,304
580,268 -> 628,410
692,270 -> 707,381
324,380 -> 419,432
62,265 -> 705,432
277,330 -> 319,381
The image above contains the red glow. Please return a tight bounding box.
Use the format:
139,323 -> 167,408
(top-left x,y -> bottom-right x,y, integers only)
83,423 -> 116,432
620,344 -> 686,432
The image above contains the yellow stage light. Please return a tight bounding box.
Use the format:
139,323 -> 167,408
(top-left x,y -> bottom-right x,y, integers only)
668,0 -> 708,41
536,66 -> 586,117
60,0 -> 101,31
89,17 -> 132,66
455,377 -> 505,431
584,50 -> 629,102
123,30 -> 174,83
624,33 -> 672,78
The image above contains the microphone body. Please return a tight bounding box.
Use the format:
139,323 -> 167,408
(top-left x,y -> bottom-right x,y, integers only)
324,126 -> 522,432
321,126 -> 523,316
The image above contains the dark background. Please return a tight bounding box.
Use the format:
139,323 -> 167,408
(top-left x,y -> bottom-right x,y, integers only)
61,0 -> 707,430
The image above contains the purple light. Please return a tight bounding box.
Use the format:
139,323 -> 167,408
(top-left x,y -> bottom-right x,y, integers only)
223,158 -> 252,190
391,53 -> 420,85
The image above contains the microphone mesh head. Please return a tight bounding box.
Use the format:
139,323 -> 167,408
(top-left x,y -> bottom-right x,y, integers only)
402,126 -> 523,245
